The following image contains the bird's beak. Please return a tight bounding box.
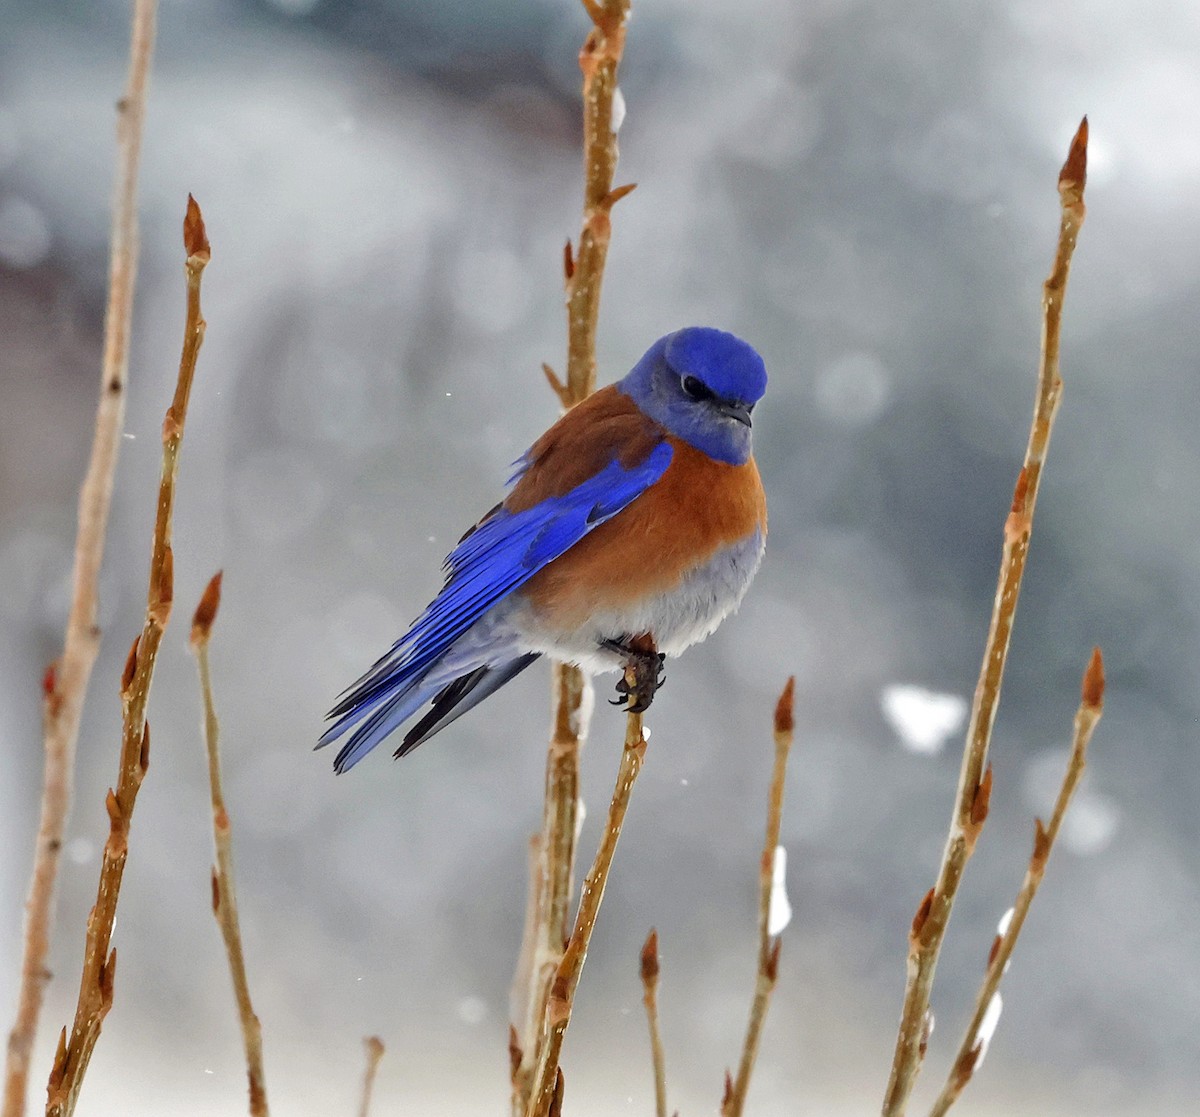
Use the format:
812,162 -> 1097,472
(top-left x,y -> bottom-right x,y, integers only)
718,401 -> 753,427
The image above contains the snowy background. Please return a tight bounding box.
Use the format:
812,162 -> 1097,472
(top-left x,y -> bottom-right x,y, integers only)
2,1 -> 1199,1114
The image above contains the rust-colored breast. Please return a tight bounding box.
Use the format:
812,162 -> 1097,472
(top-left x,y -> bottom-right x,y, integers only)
519,429 -> 767,628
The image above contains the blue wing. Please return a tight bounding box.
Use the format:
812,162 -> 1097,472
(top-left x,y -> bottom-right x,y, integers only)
318,440 -> 674,771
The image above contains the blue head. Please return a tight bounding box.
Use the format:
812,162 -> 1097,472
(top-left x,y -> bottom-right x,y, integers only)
617,328 -> 767,465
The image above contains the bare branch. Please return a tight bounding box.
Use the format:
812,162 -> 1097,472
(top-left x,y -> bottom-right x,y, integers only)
640,930 -> 668,1117
511,665 -> 591,1113
565,0 -> 633,403
927,649 -> 1105,1117
45,195 -> 210,1117
541,364 -> 571,409
357,1037 -> 385,1117
509,833 -> 539,1106
2,5 -> 160,1113
190,568 -> 223,648
881,116 -> 1090,1116
525,709 -> 648,1117
190,572 -> 269,1117
512,2 -> 633,1111
722,678 -> 796,1117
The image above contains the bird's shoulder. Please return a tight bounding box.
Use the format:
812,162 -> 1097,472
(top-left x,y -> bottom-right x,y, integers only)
505,385 -> 668,513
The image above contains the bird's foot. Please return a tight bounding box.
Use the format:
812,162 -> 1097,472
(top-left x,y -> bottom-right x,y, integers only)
603,637 -> 665,714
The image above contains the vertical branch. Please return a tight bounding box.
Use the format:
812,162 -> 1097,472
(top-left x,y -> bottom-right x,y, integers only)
639,930 -> 668,1117
525,709 -> 648,1117
190,574 -> 269,1117
565,0 -> 635,400
44,196 -> 210,1117
511,665 -> 591,1115
927,650 -> 1105,1117
722,679 -> 795,1117
511,2 -> 634,1112
356,1037 -> 385,1117
881,117 -> 1089,1117
509,833 -> 543,1083
3,3 -> 159,1113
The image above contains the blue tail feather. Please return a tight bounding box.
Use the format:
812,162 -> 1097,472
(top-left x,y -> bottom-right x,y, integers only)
395,653 -> 539,758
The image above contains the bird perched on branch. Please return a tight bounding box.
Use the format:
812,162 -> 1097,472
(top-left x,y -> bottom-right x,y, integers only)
319,327 -> 768,772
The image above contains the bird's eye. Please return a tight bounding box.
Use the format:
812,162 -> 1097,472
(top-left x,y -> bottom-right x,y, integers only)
681,375 -> 714,401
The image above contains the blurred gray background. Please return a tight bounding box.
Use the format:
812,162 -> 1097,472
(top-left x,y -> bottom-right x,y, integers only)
1,1 -> 1198,1114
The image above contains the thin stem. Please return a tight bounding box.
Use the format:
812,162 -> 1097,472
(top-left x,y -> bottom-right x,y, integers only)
190,573 -> 269,1117
3,4 -> 159,1113
357,1037 -> 385,1117
511,2 -> 633,1111
511,666 -> 591,1113
723,679 -> 795,1117
640,930 -> 668,1117
881,117 -> 1090,1117
565,0 -> 634,400
44,196 -> 210,1117
927,650 -> 1105,1117
509,833 -> 542,1097
525,709 -> 648,1117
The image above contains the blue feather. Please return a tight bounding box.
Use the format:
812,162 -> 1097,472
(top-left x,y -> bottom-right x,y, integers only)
319,441 -> 673,769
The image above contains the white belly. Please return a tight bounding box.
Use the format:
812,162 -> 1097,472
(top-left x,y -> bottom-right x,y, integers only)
510,529 -> 765,673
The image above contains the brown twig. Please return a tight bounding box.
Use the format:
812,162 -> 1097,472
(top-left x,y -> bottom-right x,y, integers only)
881,116 -> 1089,1117
722,679 -> 795,1117
511,2 -> 633,1111
357,1037 -> 385,1117
640,930 -> 668,1117
928,649 -> 1105,1117
2,4 -> 159,1114
511,665 -> 592,1114
541,363 -> 571,409
44,195 -> 210,1117
525,708 -> 648,1117
565,0 -> 634,402
189,573 -> 269,1117
509,833 -> 539,1090
548,1070 -> 565,1117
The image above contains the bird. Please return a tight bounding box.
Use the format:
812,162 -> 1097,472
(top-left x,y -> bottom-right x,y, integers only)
318,326 -> 768,773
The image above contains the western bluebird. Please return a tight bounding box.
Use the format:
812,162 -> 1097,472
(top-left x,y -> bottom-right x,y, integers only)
319,326 -> 768,772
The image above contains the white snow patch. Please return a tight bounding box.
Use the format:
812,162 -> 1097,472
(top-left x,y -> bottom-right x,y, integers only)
881,684 -> 967,754
612,87 -> 626,133
996,907 -> 1014,937
767,845 -> 792,936
974,992 -> 1003,1069
568,675 -> 595,738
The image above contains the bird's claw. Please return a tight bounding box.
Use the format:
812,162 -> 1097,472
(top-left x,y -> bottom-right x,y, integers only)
604,641 -> 665,713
